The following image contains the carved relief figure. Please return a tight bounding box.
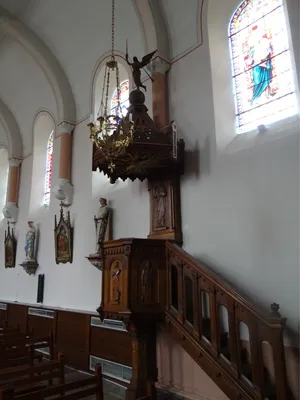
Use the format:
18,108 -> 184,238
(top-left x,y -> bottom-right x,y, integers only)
111,260 -> 121,304
154,184 -> 167,228
141,260 -> 154,303
25,221 -> 36,261
94,198 -> 111,254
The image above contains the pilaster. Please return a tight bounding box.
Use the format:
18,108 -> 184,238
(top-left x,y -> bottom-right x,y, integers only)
147,57 -> 171,129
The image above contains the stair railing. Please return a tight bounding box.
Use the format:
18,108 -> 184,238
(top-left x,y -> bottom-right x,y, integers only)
165,241 -> 288,400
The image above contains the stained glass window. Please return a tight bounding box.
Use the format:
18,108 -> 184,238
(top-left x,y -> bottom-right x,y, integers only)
43,131 -> 54,206
111,80 -> 130,117
229,0 -> 297,133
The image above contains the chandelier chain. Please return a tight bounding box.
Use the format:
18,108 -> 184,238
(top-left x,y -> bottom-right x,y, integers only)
111,0 -> 115,58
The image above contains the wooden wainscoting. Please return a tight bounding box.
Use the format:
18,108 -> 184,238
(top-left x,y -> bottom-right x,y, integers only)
0,301 -> 132,373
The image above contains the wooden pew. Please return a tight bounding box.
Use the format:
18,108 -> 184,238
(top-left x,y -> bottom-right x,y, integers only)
0,332 -> 54,360
0,353 -> 64,396
0,363 -> 103,400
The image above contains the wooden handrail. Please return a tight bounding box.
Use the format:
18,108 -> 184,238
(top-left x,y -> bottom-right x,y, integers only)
165,241 -> 289,399
166,242 -> 285,325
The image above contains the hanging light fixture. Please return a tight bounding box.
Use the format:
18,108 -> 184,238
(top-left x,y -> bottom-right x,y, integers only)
88,0 -> 134,171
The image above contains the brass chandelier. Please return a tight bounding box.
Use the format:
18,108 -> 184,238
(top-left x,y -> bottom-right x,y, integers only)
88,0 -> 134,171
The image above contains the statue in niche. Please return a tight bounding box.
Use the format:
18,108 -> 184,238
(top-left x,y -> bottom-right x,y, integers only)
125,44 -> 157,92
154,184 -> 167,229
111,260 -> 121,304
20,221 -> 39,275
94,198 -> 111,255
25,221 -> 36,261
140,260 -> 154,303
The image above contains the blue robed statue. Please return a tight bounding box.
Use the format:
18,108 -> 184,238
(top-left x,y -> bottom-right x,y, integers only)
25,221 -> 36,261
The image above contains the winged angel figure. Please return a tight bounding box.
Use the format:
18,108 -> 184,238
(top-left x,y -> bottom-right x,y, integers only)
126,49 -> 157,92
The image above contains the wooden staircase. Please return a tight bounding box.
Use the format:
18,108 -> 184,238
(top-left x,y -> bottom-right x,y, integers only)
164,241 -> 289,400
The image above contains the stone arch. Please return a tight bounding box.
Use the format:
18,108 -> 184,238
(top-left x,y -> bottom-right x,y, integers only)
0,6 -> 76,124
0,98 -> 23,159
132,0 -> 170,61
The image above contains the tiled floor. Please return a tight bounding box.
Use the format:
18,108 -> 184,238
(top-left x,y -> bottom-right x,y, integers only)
64,367 -> 125,399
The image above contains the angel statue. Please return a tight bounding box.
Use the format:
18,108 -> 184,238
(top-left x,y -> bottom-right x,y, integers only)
125,46 -> 157,92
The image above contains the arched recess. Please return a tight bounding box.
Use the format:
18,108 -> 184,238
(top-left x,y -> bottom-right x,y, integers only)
0,146 -> 9,221
0,98 -> 22,159
207,0 -> 299,152
132,0 -> 170,61
0,6 -> 76,124
29,111 -> 56,214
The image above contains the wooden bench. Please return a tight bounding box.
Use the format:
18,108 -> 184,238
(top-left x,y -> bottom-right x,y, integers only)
0,363 -> 103,400
0,332 -> 54,359
0,353 -> 64,396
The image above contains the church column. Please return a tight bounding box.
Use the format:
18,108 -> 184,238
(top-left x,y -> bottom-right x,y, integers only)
2,158 -> 22,223
52,122 -> 75,205
148,57 -> 171,129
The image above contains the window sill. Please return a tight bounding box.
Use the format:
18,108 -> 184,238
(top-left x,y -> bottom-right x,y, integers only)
222,114 -> 299,155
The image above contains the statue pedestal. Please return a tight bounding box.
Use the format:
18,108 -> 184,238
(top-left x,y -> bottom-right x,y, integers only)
20,260 -> 39,276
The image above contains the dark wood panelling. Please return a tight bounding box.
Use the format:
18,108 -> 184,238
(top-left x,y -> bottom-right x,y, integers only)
0,309 -> 7,325
0,302 -> 132,373
7,303 -> 28,332
90,327 -> 132,367
56,311 -> 90,370
27,315 -> 54,338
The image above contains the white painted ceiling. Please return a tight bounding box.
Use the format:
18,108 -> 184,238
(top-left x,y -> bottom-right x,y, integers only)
0,0 -> 201,157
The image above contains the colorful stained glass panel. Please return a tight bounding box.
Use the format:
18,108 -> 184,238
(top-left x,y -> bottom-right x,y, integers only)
43,131 -> 54,206
111,80 -> 129,118
229,0 -> 297,132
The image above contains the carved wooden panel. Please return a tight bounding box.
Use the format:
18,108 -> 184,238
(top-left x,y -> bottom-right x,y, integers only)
103,255 -> 129,314
148,178 -> 182,243
90,327 -> 132,366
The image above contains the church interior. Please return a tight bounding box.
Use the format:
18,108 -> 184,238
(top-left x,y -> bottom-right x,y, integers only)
0,0 -> 299,399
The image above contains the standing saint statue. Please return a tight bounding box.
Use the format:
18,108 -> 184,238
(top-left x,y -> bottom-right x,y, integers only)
25,221 -> 36,261
94,198 -> 111,254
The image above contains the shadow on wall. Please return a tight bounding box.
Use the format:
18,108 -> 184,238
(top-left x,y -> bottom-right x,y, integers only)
182,135 -> 213,181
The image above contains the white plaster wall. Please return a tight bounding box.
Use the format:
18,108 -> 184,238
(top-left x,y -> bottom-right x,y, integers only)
0,147 -> 8,221
167,0 -> 299,338
0,37 -> 57,156
0,116 -> 150,311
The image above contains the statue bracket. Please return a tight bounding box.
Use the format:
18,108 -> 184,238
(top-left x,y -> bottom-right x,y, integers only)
86,254 -> 103,271
52,178 -> 73,205
20,260 -> 39,276
2,202 -> 19,224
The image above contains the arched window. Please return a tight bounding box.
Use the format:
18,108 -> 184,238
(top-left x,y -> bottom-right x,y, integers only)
110,80 -> 130,117
43,131 -> 54,206
229,0 -> 297,133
